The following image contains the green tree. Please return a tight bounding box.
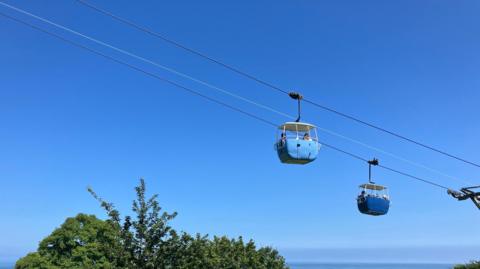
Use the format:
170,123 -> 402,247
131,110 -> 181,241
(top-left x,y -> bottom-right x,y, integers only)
88,179 -> 178,268
16,213 -> 122,269
15,253 -> 53,269
455,261 -> 480,269
16,179 -> 289,269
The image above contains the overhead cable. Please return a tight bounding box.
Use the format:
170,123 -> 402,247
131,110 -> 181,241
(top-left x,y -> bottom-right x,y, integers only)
0,10 -> 453,191
0,1 -> 471,186
75,0 -> 480,169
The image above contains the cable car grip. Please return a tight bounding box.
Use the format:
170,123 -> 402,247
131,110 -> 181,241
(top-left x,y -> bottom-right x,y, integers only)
289,92 -> 303,122
367,158 -> 379,184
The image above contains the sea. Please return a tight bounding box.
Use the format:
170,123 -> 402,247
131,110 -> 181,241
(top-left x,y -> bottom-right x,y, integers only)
0,263 -> 455,269
289,264 -> 453,269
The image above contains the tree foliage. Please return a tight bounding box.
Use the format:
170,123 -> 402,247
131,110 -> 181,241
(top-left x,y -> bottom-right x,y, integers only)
16,213 -> 121,269
16,179 -> 288,269
455,261 -> 480,269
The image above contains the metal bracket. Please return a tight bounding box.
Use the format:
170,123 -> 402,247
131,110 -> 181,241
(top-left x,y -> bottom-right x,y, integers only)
289,92 -> 303,122
448,185 -> 480,210
367,158 -> 379,184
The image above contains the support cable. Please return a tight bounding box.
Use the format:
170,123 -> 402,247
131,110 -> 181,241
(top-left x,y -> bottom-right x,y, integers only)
0,1 -> 471,185
74,0 -> 480,169
0,10 -> 456,193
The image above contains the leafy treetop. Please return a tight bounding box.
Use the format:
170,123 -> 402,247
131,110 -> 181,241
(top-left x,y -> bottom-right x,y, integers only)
16,179 -> 289,269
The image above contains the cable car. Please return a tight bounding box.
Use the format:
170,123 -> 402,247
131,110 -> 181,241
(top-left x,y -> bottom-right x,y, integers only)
357,159 -> 390,216
357,183 -> 390,216
274,92 -> 321,165
275,122 -> 320,164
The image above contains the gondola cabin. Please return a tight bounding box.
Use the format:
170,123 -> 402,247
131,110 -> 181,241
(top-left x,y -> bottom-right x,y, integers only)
357,183 -> 390,216
275,122 -> 320,164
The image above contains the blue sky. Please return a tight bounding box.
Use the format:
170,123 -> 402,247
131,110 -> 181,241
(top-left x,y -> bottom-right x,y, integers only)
1,0 -> 480,264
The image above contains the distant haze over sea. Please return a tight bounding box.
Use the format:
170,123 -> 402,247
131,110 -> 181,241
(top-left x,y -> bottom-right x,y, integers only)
1,246 -> 478,268
0,263 -> 456,269
290,264 -> 452,269
280,246 -> 480,264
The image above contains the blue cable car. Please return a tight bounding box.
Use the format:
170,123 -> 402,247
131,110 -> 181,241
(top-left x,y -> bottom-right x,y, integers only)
275,122 -> 321,164
357,183 -> 390,216
357,159 -> 390,216
274,91 -> 321,164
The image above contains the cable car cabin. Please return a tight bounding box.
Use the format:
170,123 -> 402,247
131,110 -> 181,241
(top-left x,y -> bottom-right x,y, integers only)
275,122 -> 320,165
357,183 -> 390,216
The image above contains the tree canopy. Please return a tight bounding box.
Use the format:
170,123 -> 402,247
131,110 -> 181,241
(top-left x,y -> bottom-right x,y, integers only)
16,179 -> 289,269
15,213 -> 121,269
455,261 -> 480,269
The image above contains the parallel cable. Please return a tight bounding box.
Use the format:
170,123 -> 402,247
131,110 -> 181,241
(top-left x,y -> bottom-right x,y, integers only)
0,11 -> 453,191
0,1 -> 471,186
317,141 -> 449,190
75,0 -> 290,96
316,126 -> 473,185
0,1 -> 291,119
0,12 -> 276,128
303,99 -> 480,170
0,1 -> 472,186
319,141 -> 369,163
378,165 -> 450,190
75,0 -> 480,169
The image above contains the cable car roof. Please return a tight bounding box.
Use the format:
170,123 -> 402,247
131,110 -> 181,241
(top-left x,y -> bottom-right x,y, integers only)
278,122 -> 316,132
359,183 -> 387,191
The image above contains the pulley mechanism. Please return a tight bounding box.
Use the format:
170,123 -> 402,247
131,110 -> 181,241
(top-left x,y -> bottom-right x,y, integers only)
289,92 -> 303,122
448,186 -> 480,210
367,158 -> 379,184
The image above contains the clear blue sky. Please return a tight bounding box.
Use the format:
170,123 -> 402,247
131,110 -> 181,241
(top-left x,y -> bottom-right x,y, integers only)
1,0 -> 480,264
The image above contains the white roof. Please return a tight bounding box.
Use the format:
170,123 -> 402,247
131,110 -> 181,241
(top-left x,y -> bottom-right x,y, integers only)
278,122 -> 316,132
359,183 -> 387,191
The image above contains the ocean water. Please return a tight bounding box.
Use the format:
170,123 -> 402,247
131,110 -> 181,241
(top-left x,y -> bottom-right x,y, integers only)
290,264 -> 453,269
0,263 -> 454,269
